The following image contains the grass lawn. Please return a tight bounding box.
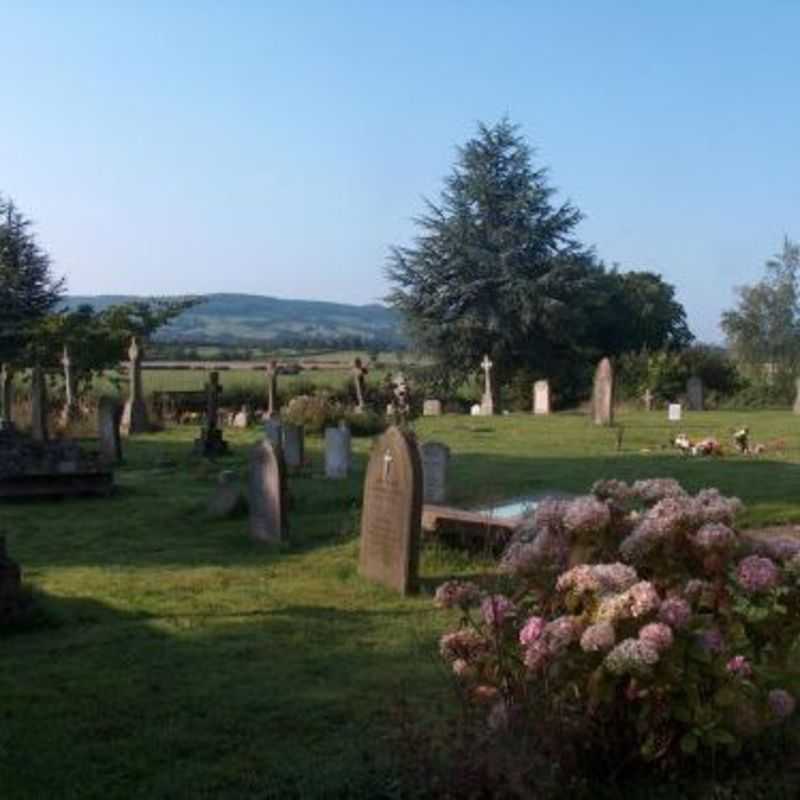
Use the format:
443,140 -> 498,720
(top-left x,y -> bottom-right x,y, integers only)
2,409 -> 800,798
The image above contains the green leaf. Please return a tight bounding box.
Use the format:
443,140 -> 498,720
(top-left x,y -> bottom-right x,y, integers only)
680,733 -> 698,755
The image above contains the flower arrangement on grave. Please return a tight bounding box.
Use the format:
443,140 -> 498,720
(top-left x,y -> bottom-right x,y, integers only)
434,479 -> 800,769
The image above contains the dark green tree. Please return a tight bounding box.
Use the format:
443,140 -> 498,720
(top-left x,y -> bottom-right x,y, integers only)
386,119 -> 600,393
0,195 -> 65,365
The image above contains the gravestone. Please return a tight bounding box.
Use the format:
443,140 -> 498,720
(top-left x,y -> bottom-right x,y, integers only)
470,403 -> 482,416
193,371 -> 228,456
207,469 -> 245,519
592,357 -> 614,426
419,441 -> 450,504
264,418 -> 282,449
0,535 -> 22,626
392,372 -> 410,423
248,440 -> 288,542
97,396 -> 122,465
265,360 -> 279,418
643,389 -> 654,412
60,345 -> 80,427
282,423 -> 305,470
686,376 -> 704,411
480,354 -> 495,415
352,357 -> 368,412
30,364 -> 48,442
794,379 -> 800,415
324,423 -> 351,479
0,364 -> 14,429
120,337 -> 150,435
423,399 -> 442,417
668,403 -> 682,422
232,405 -> 252,428
533,380 -> 550,415
358,426 -> 422,595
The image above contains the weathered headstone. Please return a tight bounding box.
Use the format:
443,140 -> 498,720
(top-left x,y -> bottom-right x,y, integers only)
358,426 -> 422,595
419,441 -> 450,504
282,423 -> 305,470
324,423 -> 351,479
533,380 -> 550,415
264,418 -> 282,449
265,360 -> 279,418
120,337 -> 150,435
97,396 -> 122,465
248,440 -> 288,542
480,354 -> 494,415
352,357 -> 368,412
60,345 -> 80,427
0,535 -> 22,626
668,403 -> 682,422
470,403 -> 482,416
392,372 -> 410,422
193,371 -> 228,456
423,399 -> 442,417
643,389 -> 654,412
794,379 -> 800,415
0,365 -> 14,429
592,357 -> 614,426
686,376 -> 704,411
30,364 -> 48,442
207,469 -> 245,519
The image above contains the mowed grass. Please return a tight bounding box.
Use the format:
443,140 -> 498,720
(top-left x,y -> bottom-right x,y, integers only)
2,409 -> 800,798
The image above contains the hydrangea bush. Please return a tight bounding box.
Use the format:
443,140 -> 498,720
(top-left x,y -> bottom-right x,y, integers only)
435,479 -> 800,767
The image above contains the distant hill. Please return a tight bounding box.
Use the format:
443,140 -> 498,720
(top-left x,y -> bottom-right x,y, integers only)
63,293 -> 406,347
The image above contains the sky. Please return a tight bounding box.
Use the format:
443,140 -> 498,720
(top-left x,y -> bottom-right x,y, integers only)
2,2 -> 799,342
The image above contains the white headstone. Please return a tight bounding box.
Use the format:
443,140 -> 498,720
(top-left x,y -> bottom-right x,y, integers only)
668,403 -> 682,422
423,399 -> 442,417
470,404 -> 482,416
533,380 -> 550,415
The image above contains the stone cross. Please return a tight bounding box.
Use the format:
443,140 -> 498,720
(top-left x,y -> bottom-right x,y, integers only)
265,360 -> 279,418
480,354 -> 494,415
382,449 -> 394,481
121,337 -> 149,435
0,364 -> 14,428
205,371 -> 222,434
352,357 -> 367,412
61,345 -> 79,426
643,389 -> 653,411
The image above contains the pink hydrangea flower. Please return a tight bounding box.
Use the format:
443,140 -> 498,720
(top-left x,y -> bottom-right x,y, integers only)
542,615 -> 582,654
736,555 -> 780,593
519,615 -> 545,646
628,581 -> 660,617
693,522 -> 737,553
562,496 -> 611,536
580,622 -> 616,653
523,639 -> 550,671
557,563 -> 638,596
439,629 -> 487,662
481,594 -> 516,627
697,627 -> 724,654
658,597 -> 691,630
604,638 -> 660,676
592,479 -> 632,503
638,622 -> 674,653
768,689 -> 796,719
694,488 -> 742,525
631,478 -> 686,503
726,655 -> 752,679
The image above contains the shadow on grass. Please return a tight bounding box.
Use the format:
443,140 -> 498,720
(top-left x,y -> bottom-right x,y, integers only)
0,590 -> 448,800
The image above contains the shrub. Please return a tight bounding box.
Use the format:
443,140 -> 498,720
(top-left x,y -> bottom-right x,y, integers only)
434,479 -> 800,778
281,393 -> 386,437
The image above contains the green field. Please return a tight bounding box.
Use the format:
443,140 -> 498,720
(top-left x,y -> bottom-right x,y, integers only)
2,410 -> 800,798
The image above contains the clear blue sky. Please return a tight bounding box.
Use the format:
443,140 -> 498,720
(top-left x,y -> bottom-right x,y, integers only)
2,2 -> 798,342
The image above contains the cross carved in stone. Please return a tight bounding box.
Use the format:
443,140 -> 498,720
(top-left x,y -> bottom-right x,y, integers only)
382,450 -> 393,482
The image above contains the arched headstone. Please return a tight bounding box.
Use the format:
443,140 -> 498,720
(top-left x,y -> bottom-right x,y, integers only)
248,440 -> 288,542
592,358 -> 614,426
358,426 -> 422,595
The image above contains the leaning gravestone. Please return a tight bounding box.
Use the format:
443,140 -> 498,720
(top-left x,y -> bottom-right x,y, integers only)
248,440 -> 288,542
324,423 -> 351,479
533,380 -> 551,415
282,423 -> 305,470
264,418 -> 282,449
419,441 -> 450,504
423,399 -> 442,417
97,396 -> 122,465
358,426 -> 422,595
592,358 -> 614,426
794,379 -> 800,415
686,376 -> 704,411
